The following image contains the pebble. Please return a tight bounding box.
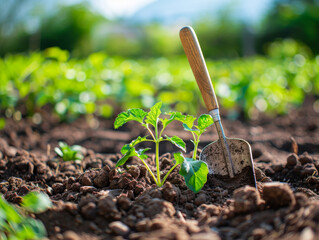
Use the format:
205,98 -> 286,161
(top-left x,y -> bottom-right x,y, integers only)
109,221 -> 130,235
127,165 -> 140,179
80,202 -> 97,220
299,152 -> 313,165
63,231 -> 80,240
300,227 -> 315,240
52,183 -> 65,194
194,193 -> 207,206
80,186 -> 96,194
271,164 -> 284,173
81,174 -> 93,186
162,182 -> 177,203
93,170 -> 109,188
233,185 -> 261,213
286,153 -> 298,167
262,182 -> 295,208
117,195 -> 132,210
144,199 -> 176,218
301,164 -> 317,177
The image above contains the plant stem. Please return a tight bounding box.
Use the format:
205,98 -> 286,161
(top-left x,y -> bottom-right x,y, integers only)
160,163 -> 178,186
155,119 -> 161,185
140,158 -> 158,186
191,132 -> 198,159
146,124 -> 156,141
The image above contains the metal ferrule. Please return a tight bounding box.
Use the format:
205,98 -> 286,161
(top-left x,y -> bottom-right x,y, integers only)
209,108 -> 221,122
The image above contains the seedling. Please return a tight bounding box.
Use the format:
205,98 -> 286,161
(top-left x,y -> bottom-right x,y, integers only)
54,141 -> 84,173
175,114 -> 214,192
114,102 -> 212,192
0,192 -> 52,240
54,141 -> 83,161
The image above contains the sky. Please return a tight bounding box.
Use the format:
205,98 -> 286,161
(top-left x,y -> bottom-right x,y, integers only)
91,0 -> 274,24
92,0 -> 157,19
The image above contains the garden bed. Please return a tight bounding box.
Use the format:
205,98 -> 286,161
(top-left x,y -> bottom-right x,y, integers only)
0,96 -> 319,240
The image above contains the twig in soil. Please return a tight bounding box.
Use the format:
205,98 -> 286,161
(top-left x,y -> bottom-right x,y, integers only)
47,144 -> 51,159
290,137 -> 298,155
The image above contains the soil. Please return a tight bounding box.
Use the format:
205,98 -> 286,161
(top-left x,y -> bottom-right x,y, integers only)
0,96 -> 319,240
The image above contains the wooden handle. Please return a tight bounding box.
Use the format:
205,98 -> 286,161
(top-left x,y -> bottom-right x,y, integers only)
179,26 -> 218,111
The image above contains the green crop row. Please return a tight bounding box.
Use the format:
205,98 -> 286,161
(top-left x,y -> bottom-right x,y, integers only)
0,40 -> 318,124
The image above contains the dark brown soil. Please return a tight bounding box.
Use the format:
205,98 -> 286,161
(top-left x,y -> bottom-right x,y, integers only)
0,96 -> 319,240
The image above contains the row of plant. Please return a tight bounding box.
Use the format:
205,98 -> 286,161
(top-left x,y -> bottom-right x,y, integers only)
0,192 -> 51,239
0,39 -> 318,125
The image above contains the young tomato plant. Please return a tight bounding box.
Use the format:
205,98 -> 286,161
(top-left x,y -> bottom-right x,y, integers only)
114,102 -> 187,187
175,114 -> 214,192
114,102 -> 213,193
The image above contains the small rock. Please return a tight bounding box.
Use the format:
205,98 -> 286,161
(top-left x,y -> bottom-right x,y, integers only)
127,165 -> 140,179
251,228 -> 267,240
262,182 -> 295,208
117,195 -> 132,211
134,184 -> 145,195
265,168 -> 275,176
80,186 -> 96,194
63,231 -> 80,240
286,153 -> 298,167
233,186 -> 262,213
162,182 -> 177,203
98,196 -> 121,219
185,203 -> 194,211
144,199 -> 175,218
301,163 -> 317,177
271,164 -> 284,172
93,170 -> 109,188
194,193 -> 206,206
190,232 -> 221,240
81,174 -> 93,186
52,183 -> 65,194
252,148 -> 263,159
300,227 -> 315,240
80,202 -> 97,220
299,152 -> 313,165
70,182 -> 81,192
66,177 -> 76,190
109,221 -> 130,235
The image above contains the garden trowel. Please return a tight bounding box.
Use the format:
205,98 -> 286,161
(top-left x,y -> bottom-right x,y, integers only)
180,26 -> 256,188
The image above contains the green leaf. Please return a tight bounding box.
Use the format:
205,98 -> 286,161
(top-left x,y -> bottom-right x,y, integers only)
183,115 -> 196,128
165,135 -> 186,152
145,102 -> 162,127
116,147 -> 137,167
161,112 -> 185,129
179,158 -> 209,193
120,144 -> 131,155
174,152 -> 184,165
21,192 -> 52,214
54,147 -> 63,157
116,147 -> 150,167
114,108 -> 147,129
137,148 -> 151,160
121,136 -> 149,155
130,136 -> 149,147
198,114 -> 214,130
182,123 -> 200,134
19,218 -> 47,239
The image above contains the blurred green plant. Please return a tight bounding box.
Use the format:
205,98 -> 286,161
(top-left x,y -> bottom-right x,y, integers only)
0,192 -> 51,240
0,40 -> 318,123
54,141 -> 83,162
257,0 -> 319,55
